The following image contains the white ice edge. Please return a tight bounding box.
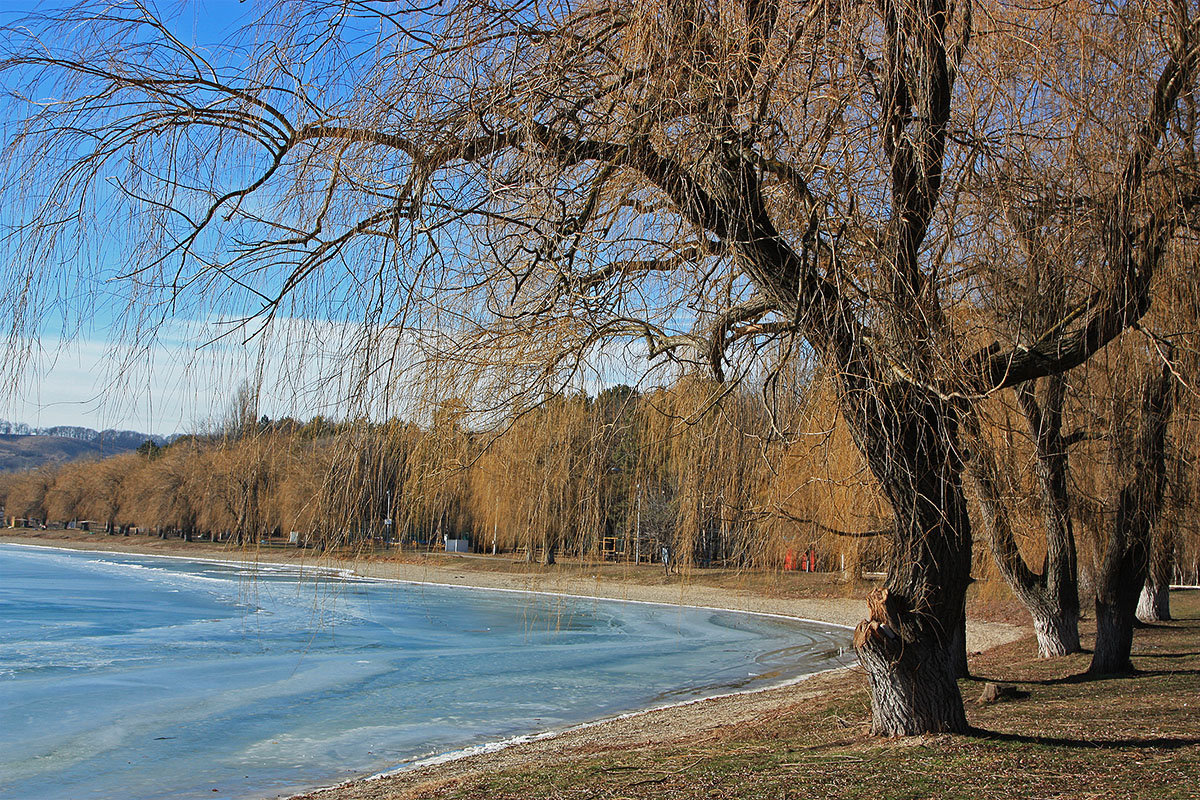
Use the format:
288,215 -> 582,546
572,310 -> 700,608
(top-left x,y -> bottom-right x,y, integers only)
1,540 -> 855,799
328,661 -> 853,794
1,541 -> 856,631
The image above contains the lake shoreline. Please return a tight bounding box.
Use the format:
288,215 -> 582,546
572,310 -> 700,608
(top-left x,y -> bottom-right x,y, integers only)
0,530 -> 1022,647
1,531 -> 1026,800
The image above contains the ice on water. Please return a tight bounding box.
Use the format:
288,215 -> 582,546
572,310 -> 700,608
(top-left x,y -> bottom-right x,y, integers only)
0,544 -> 849,800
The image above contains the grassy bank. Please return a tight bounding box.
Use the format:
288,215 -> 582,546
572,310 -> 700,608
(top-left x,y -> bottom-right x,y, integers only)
0,528 -> 1007,608
301,592 -> 1199,800
0,529 -> 1028,634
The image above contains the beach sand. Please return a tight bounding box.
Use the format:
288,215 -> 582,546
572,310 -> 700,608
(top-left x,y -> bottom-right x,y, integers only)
1,531 -> 1026,800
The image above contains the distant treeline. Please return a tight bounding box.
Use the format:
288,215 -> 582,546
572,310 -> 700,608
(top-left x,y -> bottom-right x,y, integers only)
0,420 -> 174,449
0,379 -> 892,571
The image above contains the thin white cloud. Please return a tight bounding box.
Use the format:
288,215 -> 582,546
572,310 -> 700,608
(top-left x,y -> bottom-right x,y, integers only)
3,312 -> 672,435
3,316 -> 386,434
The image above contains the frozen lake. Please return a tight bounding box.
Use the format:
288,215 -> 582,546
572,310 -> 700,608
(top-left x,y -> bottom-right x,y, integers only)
0,543 -> 849,799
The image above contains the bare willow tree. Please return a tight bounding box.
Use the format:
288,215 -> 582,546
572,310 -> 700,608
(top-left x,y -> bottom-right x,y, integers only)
960,182 -> 1087,657
965,132 -> 1200,657
1089,358 -> 1176,674
1135,255 -> 1200,622
965,377 -> 1084,658
4,0 -> 1200,735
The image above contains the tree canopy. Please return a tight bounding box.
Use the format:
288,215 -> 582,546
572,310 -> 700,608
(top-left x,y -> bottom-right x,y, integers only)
4,0 -> 1200,736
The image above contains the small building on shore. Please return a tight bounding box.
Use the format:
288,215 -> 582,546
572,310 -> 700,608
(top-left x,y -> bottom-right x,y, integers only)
444,534 -> 470,553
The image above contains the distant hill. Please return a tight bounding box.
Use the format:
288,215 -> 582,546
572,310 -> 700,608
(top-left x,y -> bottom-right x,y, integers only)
0,423 -> 174,472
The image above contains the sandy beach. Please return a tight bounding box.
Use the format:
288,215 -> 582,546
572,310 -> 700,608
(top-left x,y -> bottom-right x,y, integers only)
1,532 -> 1026,800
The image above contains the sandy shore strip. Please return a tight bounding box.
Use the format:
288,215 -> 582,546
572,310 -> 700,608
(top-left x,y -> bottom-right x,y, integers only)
1,533 -> 1026,800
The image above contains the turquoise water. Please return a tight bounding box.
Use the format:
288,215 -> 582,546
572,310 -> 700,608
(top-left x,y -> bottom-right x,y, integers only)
0,543 -> 849,800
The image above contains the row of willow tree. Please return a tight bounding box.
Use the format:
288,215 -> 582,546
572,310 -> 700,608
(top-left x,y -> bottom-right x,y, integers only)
3,379 -> 888,564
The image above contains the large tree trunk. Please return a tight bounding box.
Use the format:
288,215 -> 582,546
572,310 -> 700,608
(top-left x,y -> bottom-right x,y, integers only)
1090,365 -> 1174,675
965,376 -> 1082,658
1017,377 -> 1082,653
1136,580 -> 1170,622
850,389 -> 972,736
857,600 -> 968,735
1092,599 -> 1136,673
1030,603 -> 1081,657
1137,525 -> 1174,622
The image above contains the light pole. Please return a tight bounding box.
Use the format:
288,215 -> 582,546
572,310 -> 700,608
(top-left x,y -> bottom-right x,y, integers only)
634,481 -> 641,564
384,489 -> 393,545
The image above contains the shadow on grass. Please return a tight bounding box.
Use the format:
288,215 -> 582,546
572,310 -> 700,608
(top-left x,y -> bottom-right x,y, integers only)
1141,650 -> 1200,659
970,667 -> 1200,686
968,728 -> 1200,750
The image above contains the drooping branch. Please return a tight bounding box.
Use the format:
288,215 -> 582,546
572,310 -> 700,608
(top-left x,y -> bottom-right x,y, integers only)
703,296 -> 781,381
771,512 -> 891,539
570,241 -> 723,294
961,411 -> 1041,595
969,17 -> 1200,393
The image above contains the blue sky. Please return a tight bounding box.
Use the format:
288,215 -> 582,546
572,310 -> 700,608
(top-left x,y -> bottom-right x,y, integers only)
0,1 -> 491,435
0,1 -> 302,434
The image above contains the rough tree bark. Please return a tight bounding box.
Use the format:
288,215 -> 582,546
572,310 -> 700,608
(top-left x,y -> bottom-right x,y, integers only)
951,606 -> 970,679
1137,524 -> 1175,622
1090,363 -> 1175,675
850,389 -> 972,735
